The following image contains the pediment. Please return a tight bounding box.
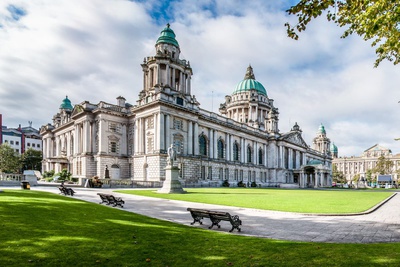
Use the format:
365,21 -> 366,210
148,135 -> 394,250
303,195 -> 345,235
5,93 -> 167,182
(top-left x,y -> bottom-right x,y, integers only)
281,132 -> 308,148
364,144 -> 390,153
71,105 -> 84,117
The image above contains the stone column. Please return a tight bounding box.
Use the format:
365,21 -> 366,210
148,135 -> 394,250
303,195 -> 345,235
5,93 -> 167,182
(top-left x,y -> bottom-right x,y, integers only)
154,113 -> 158,151
264,144 -> 268,167
253,142 -> 257,165
213,130 -> 217,159
186,75 -> 191,95
121,123 -> 127,155
134,118 -> 139,154
74,124 -> 79,155
166,65 -> 170,86
165,114 -> 171,147
172,67 -> 176,90
242,138 -> 246,163
209,129 -> 213,158
84,120 -> 91,153
188,121 -> 193,155
91,122 -> 96,153
159,113 -> 165,151
194,122 -> 199,155
226,133 -> 230,161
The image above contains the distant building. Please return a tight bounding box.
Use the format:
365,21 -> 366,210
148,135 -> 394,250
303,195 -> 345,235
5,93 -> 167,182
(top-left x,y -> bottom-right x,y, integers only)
0,114 -> 42,154
40,24 -> 333,188
332,144 -> 400,182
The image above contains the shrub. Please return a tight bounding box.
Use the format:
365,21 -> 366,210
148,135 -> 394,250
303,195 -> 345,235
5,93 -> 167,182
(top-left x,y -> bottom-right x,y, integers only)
42,170 -> 55,178
237,181 -> 245,187
222,179 -> 230,187
251,181 -> 257,187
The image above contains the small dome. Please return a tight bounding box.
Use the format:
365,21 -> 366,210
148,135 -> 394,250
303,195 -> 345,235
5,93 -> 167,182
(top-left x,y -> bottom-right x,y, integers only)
60,96 -> 73,110
330,143 -> 338,153
318,124 -> 326,134
156,23 -> 179,48
308,159 -> 323,165
232,65 -> 267,96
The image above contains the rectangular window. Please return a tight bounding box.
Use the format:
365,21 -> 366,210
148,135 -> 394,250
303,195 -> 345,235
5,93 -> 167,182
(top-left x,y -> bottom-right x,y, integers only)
173,119 -> 182,130
110,141 -> 118,153
109,123 -> 120,133
32,144 -> 36,147
10,141 -> 14,145
16,141 -> 19,145
27,142 -> 30,146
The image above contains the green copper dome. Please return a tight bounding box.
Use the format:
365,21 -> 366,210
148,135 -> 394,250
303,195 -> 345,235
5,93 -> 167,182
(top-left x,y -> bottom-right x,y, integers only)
60,96 -> 73,110
318,124 -> 326,134
330,143 -> 338,153
308,159 -> 323,165
232,65 -> 267,96
156,23 -> 179,48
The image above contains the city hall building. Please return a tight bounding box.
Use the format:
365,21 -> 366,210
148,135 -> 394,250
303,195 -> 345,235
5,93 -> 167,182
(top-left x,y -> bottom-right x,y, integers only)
40,24 -> 333,188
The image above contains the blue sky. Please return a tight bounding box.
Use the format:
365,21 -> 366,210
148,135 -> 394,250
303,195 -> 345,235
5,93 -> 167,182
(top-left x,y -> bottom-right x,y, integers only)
1,0 -> 399,157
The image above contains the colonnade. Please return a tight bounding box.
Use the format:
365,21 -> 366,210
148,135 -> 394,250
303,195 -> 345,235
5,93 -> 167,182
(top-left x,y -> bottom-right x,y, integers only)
144,63 -> 192,95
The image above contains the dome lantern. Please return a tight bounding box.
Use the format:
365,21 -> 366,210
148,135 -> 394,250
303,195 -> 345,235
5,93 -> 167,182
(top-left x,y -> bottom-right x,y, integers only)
232,65 -> 267,96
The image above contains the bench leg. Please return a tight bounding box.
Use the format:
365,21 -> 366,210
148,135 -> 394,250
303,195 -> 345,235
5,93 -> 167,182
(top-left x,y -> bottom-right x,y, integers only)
229,226 -> 241,232
190,216 -> 203,225
208,219 -> 221,229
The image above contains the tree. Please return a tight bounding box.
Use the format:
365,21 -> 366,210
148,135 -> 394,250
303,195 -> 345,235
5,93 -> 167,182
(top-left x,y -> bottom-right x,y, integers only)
58,169 -> 71,182
373,155 -> 393,175
332,164 -> 345,185
366,169 -> 374,183
0,144 -> 21,173
285,0 -> 400,67
21,148 -> 42,171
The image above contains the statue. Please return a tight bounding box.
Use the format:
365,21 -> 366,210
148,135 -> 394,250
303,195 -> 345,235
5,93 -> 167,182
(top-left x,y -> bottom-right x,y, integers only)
167,144 -> 176,166
104,165 -> 110,178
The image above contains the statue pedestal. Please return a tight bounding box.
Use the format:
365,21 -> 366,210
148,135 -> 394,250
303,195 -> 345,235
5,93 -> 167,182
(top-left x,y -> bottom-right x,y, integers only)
158,166 -> 186,194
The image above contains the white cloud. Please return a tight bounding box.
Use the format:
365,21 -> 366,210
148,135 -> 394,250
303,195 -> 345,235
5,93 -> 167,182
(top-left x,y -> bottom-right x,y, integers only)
1,0 -> 399,157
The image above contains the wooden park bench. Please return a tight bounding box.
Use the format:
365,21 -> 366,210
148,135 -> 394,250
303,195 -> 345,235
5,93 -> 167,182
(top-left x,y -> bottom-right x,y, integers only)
187,208 -> 242,232
97,193 -> 124,208
58,186 -> 75,196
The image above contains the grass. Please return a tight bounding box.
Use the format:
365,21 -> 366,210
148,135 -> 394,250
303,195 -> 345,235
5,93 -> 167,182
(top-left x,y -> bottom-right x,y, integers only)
115,188 -> 393,214
1,190 -> 400,267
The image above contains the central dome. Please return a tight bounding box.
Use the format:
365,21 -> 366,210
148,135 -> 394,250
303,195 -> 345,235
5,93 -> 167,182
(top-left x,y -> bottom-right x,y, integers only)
232,66 -> 267,96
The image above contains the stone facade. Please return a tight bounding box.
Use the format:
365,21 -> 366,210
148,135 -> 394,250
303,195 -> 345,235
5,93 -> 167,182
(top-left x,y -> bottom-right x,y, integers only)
40,24 -> 333,188
333,144 -> 400,182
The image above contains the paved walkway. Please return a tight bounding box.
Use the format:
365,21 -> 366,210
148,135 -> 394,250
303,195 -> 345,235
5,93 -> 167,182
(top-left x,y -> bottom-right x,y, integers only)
21,186 -> 400,243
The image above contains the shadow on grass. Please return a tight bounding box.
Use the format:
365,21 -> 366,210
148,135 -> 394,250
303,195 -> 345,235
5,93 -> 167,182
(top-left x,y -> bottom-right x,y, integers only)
1,190 -> 400,267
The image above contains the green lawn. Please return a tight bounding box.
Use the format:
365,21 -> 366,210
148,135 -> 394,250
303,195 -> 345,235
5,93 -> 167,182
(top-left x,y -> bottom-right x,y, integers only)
1,190 -> 399,267
116,188 -> 393,214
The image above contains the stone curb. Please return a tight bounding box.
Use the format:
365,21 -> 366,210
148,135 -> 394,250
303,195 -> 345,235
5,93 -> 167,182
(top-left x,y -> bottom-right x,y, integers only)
301,192 -> 397,216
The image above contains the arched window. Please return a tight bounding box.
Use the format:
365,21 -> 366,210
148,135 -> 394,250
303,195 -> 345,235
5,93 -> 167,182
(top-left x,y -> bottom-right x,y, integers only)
258,148 -> 263,165
199,135 -> 207,156
247,146 -> 252,163
233,142 -> 239,161
217,139 -> 224,159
